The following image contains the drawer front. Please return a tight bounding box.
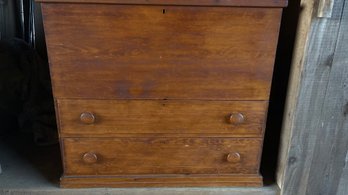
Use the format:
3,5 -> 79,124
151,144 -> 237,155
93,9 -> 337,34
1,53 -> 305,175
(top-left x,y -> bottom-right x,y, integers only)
57,99 -> 268,137
62,137 -> 262,175
43,4 -> 282,100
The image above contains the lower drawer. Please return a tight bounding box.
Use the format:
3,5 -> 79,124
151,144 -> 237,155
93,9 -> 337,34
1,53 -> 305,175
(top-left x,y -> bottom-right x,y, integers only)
62,137 -> 262,176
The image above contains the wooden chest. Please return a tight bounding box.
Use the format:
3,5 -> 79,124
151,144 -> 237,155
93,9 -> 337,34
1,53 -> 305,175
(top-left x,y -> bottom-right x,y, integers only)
38,0 -> 287,188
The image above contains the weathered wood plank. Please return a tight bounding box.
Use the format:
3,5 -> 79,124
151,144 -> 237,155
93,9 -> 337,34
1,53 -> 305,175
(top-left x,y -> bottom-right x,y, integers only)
279,0 -> 348,194
337,152 -> 348,195
276,0 -> 316,187
318,0 -> 335,17
305,0 -> 348,193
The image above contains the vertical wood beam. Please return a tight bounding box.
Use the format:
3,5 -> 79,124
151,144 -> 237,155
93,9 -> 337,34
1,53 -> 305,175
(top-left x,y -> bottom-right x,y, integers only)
278,0 -> 348,194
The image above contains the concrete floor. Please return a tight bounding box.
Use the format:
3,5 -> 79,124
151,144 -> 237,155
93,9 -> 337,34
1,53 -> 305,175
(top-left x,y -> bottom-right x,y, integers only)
0,134 -> 280,195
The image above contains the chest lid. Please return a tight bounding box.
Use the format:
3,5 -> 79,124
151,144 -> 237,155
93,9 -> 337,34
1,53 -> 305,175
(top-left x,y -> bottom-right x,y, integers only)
36,0 -> 288,7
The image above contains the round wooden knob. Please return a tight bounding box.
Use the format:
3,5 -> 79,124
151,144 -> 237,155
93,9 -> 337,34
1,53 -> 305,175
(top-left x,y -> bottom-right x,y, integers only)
80,112 -> 95,124
227,152 -> 241,163
229,113 -> 245,124
82,152 -> 98,164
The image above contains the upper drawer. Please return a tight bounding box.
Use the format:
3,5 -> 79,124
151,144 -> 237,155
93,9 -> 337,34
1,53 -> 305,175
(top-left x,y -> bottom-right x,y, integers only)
57,99 -> 268,137
42,4 -> 282,100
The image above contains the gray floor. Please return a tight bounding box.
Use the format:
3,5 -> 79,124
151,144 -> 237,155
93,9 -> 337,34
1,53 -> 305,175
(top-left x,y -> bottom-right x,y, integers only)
0,134 -> 280,195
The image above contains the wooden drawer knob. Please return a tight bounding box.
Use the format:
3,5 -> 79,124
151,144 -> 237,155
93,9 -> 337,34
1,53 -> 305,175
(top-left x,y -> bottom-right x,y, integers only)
227,152 -> 241,163
229,113 -> 245,124
82,152 -> 98,164
80,112 -> 95,124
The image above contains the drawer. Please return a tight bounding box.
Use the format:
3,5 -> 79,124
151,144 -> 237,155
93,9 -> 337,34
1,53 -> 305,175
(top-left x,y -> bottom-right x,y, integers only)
57,99 -> 268,137
42,4 -> 282,100
62,137 -> 262,175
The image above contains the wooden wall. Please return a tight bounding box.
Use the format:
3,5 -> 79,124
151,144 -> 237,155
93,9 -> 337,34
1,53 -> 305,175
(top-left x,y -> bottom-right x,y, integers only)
278,0 -> 348,194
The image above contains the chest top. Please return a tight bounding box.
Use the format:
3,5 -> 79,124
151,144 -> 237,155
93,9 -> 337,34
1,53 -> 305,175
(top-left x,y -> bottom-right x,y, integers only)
36,0 -> 288,7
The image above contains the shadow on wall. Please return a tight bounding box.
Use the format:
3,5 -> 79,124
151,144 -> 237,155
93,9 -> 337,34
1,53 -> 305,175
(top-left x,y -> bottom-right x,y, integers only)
261,0 -> 302,182
0,38 -> 57,146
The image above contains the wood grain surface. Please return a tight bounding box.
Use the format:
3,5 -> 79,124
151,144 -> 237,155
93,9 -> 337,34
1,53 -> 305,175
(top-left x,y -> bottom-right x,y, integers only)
62,137 -> 262,175
36,0 -> 288,8
42,4 -> 282,100
39,0 -> 286,188
60,174 -> 263,188
57,99 -> 268,137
